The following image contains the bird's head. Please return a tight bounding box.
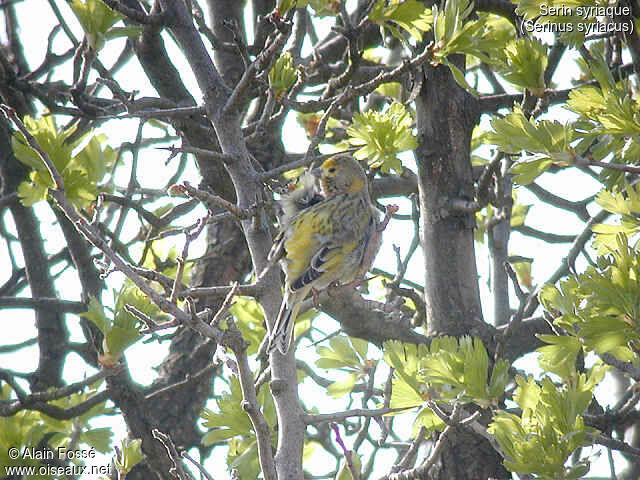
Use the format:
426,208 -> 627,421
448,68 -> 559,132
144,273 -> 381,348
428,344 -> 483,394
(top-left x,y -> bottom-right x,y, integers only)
317,156 -> 367,197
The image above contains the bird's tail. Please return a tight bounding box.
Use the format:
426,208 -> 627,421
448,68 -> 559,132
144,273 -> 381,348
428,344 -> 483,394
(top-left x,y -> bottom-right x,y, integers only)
268,291 -> 303,355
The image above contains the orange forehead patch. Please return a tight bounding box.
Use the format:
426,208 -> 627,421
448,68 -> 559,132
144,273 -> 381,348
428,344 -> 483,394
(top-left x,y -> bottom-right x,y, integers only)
322,157 -> 337,169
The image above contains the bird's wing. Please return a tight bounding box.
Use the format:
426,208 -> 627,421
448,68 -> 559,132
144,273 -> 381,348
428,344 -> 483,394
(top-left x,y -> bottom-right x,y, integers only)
290,240 -> 358,291
282,201 -> 358,292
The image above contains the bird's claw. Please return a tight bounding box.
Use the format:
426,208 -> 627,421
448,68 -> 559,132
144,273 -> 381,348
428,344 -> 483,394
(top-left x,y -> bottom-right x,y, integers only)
312,287 -> 322,307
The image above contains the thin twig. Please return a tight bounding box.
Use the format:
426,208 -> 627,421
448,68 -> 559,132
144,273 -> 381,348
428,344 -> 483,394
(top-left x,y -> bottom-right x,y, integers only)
0,296 -> 86,312
332,424 -> 362,480
100,0 -> 166,25
170,212 -> 210,303
159,144 -> 236,163
146,363 -> 217,400
303,87 -> 352,166
286,42 -> 435,114
151,430 -> 190,480
182,451 -> 215,480
224,319 -> 278,480
305,406 -> 415,424
209,282 -> 240,329
0,104 -> 226,347
177,181 -> 258,219
390,426 -> 426,473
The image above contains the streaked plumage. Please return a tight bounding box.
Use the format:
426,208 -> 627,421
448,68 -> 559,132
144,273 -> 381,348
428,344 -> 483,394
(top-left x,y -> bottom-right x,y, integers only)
267,156 -> 380,354
278,168 -> 324,228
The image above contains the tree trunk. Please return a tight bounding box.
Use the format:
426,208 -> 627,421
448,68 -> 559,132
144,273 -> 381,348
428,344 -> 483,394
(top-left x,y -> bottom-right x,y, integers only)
415,62 -> 509,480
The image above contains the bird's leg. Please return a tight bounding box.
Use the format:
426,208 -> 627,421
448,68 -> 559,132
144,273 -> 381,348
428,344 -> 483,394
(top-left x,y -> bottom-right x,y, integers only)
377,204 -> 399,232
311,287 -> 322,306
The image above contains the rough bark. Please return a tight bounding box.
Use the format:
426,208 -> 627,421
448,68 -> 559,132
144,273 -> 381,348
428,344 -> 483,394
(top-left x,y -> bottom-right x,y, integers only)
414,62 -> 508,480
415,62 -> 483,336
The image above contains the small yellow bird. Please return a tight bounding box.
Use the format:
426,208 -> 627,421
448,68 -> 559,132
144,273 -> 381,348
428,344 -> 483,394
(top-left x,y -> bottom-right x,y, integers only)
267,156 -> 379,354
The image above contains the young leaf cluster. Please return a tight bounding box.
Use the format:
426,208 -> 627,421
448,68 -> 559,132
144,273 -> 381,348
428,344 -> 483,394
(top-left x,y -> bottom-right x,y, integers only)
346,102 -> 416,174
489,370 -> 605,479
114,438 -> 145,476
0,383 -> 113,471
485,49 -> 640,187
201,376 -> 277,479
591,183 -> 640,251
315,335 -> 370,398
269,52 -> 299,99
485,107 -> 574,184
540,233 -> 640,362
82,282 -> 162,366
70,0 -> 142,51
567,52 -> 640,186
495,38 -> 548,96
13,115 -> 116,208
369,0 -> 433,43
383,337 -> 510,428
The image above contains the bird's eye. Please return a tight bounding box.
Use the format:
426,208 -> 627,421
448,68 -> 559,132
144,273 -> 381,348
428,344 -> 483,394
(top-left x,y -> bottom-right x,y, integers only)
328,167 -> 336,173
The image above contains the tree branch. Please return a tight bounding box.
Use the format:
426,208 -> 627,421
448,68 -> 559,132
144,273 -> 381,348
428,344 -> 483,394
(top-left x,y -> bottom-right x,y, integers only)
0,296 -> 86,312
304,406 -> 414,425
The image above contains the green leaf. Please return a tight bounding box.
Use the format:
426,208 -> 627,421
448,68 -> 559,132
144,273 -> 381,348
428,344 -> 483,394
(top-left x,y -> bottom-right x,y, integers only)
80,296 -> 110,335
347,102 -> 416,173
536,334 -> 581,380
375,82 -> 402,101
510,259 -> 533,290
327,374 -> 358,399
383,341 -> 426,394
231,297 -> 267,355
12,116 -> 79,170
103,25 -> 143,41
228,437 -> 262,480
433,0 -> 491,62
277,0 -> 298,14
386,337 -> 509,408
489,372 -> 600,478
335,451 -> 361,480
388,375 -> 423,410
12,115 -> 112,208
303,440 -> 320,464
445,60 -> 479,97
370,0 -> 432,42
316,335 -> 365,371
17,178 -> 48,206
114,438 -> 144,475
495,37 -> 548,95
487,359 -> 511,401
269,52 -> 299,98
73,134 -> 116,182
349,337 -> 369,362
202,377 -> 254,443
414,406 -> 446,432
80,427 -> 113,453
486,109 -> 576,184
538,281 -> 577,316
306,0 -> 341,17
202,427 -> 240,444
540,234 -> 640,362
70,0 -> 124,50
